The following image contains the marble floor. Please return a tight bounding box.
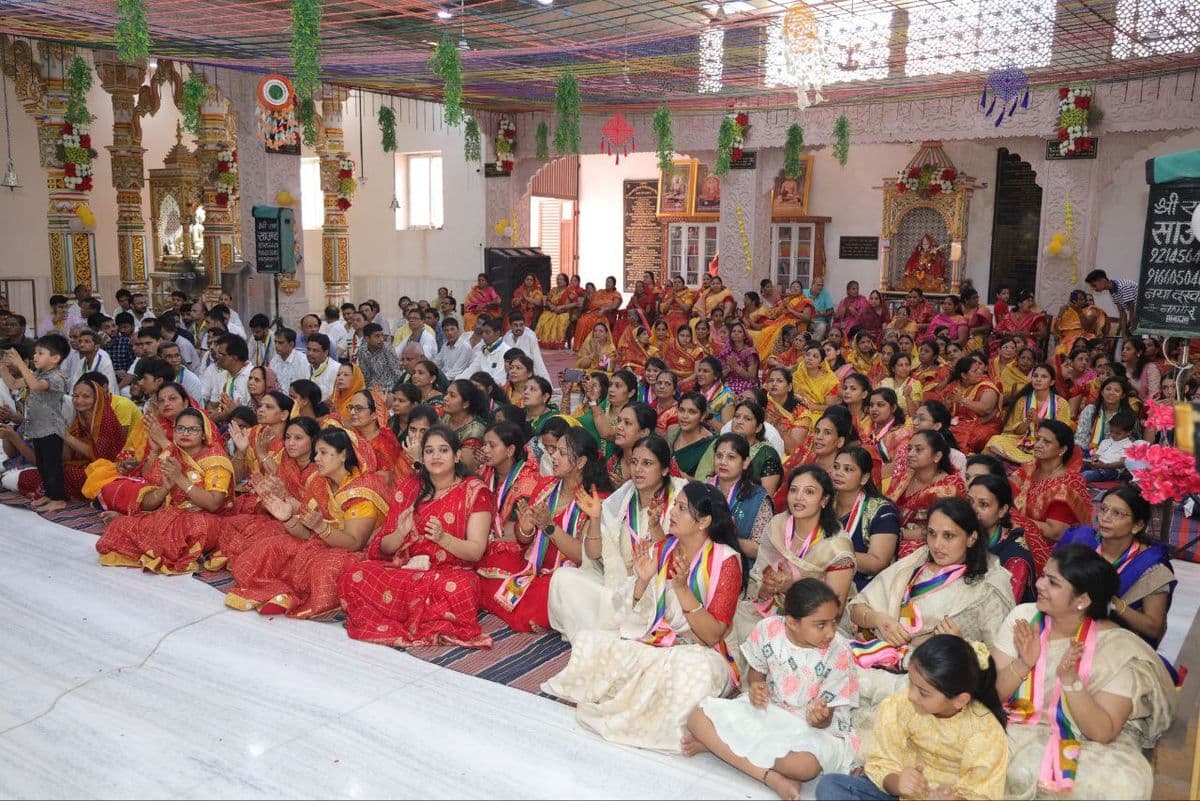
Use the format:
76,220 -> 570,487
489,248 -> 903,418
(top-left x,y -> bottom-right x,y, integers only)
1,503 -> 1197,799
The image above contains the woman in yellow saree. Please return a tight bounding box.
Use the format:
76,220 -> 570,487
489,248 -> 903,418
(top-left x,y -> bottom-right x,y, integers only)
703,274 -> 736,319
791,343 -> 840,432
95,407 -> 233,574
985,363 -> 1073,465
575,321 -> 618,373
573,275 -> 622,349
535,273 -> 575,348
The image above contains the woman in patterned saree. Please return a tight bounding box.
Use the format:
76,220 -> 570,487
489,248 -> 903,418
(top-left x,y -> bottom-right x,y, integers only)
662,323 -> 704,392
345,388 -> 407,483
227,390 -> 293,514
474,421 -> 546,589
695,356 -> 736,431
889,429 -> 967,560
543,481 -> 745,752
95,407 -> 233,574
668,392 -> 716,479
224,425 -> 389,618
992,546 -> 1176,800
865,387 -> 912,486
463,273 -> 502,331
1010,419 -> 1092,575
763,367 -> 808,453
992,289 -> 1048,357
987,363 -> 1073,465
943,355 -> 1002,454
16,377 -> 123,501
339,425 -> 495,648
535,273 -> 576,348
575,322 -> 617,374
511,273 -> 544,328
573,276 -> 623,351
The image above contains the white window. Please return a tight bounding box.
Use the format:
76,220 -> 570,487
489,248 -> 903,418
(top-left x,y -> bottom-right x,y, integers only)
667,222 -> 718,286
300,157 -> 323,230
396,152 -> 444,230
771,222 -> 815,288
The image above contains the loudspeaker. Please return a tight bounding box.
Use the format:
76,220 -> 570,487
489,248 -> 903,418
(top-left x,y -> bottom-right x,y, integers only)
483,247 -> 551,320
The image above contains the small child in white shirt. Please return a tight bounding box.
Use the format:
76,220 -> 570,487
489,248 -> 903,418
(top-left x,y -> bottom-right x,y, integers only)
1082,410 -> 1137,483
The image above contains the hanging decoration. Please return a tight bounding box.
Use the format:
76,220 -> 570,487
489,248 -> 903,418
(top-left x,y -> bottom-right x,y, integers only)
980,65 -> 1030,127
735,205 -> 752,272
781,2 -> 826,110
652,105 -> 674,173
895,165 -> 957,197
290,0 -> 322,146
535,121 -> 549,160
494,115 -> 516,173
1056,86 -> 1096,157
493,214 -> 520,245
1064,197 -> 1077,283
429,39 -> 464,127
599,112 -> 635,165
57,123 -> 96,193
728,111 -> 749,160
714,116 -> 735,176
336,157 -> 356,211
115,0 -> 152,64
833,114 -> 850,166
378,105 -> 396,153
553,70 -> 581,155
782,123 -> 804,180
182,72 -> 207,136
214,144 -> 238,207
74,204 -> 96,228
65,57 -> 94,127
464,116 -> 481,162
256,74 -> 300,152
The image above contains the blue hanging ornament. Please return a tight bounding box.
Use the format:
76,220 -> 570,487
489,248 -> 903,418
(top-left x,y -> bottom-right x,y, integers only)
981,65 -> 1030,126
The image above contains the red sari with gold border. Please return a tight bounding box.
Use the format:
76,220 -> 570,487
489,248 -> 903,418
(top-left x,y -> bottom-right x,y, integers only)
1009,463 -> 1092,575
228,424 -> 287,515
950,378 -> 1003,454
21,381 -> 124,499
889,471 -> 967,559
212,455 -> 319,567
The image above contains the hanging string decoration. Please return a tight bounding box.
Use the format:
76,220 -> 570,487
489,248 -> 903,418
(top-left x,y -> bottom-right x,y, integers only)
833,114 -> 850,167
1057,86 -> 1096,157
290,0 -> 322,146
652,105 -> 674,173
535,121 -> 549,160
714,115 -> 735,176
115,0 -> 152,64
782,2 -> 826,110
65,56 -> 94,127
464,116 -> 481,162
214,144 -> 238,207
337,157 -> 356,211
783,123 -> 804,180
553,70 -> 581,155
980,66 -> 1030,127
429,39 -> 464,127
377,105 -> 396,153
736,204 -> 752,272
599,112 -> 635,165
256,74 -> 300,152
1065,198 -> 1077,283
494,116 -> 516,173
182,72 -> 207,136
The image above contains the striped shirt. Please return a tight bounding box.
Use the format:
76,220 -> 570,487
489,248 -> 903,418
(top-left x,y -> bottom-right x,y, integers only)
1110,277 -> 1138,310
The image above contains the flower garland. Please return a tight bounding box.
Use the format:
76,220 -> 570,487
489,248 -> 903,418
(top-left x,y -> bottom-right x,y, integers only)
1126,441 -> 1200,504
214,145 -> 238,208
336,157 -> 356,211
715,111 -> 749,175
495,115 -> 516,173
1057,86 -> 1096,157
58,123 -> 96,192
896,165 -> 957,196
256,101 -> 299,151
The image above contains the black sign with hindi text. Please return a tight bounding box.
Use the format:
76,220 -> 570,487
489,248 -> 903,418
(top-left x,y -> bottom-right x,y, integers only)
1135,181 -> 1200,337
839,236 -> 880,261
730,151 -> 757,170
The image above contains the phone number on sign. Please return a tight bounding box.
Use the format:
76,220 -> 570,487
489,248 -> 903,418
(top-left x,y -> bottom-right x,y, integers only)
1148,247 -> 1200,265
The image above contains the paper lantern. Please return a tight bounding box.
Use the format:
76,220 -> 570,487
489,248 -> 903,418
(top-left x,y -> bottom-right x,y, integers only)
74,204 -> 95,228
1046,240 -> 1063,255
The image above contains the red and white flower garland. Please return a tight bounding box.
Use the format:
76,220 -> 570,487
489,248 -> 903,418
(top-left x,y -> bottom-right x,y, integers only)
1057,86 -> 1096,157
495,116 -> 516,173
214,145 -> 238,207
895,165 -> 957,196
60,122 -> 95,192
336,157 -> 356,211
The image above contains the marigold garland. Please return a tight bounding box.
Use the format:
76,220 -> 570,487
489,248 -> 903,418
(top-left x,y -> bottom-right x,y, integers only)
553,70 -> 581,155
652,105 -> 674,173
429,39 -> 464,127
377,105 -> 396,153
115,0 -> 151,64
182,72 -> 207,136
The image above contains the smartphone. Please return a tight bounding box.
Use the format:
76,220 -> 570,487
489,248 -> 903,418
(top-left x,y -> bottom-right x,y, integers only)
562,368 -> 586,383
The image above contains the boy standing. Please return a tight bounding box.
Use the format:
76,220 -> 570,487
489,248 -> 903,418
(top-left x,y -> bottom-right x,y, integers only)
6,334 -> 70,512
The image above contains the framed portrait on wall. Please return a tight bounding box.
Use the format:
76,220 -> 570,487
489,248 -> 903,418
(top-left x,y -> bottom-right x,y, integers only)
770,155 -> 814,217
694,163 -> 721,217
657,158 -> 697,216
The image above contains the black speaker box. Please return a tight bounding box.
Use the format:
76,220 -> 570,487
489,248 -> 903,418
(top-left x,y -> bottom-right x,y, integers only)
483,247 -> 552,319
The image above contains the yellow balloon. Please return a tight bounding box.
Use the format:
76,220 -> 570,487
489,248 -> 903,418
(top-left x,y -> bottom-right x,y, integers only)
75,204 -> 95,228
276,190 -> 295,206
1047,241 -> 1063,255
1051,232 -> 1066,245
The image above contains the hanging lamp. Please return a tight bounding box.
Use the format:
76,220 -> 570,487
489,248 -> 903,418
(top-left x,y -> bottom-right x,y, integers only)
1,42 -> 20,191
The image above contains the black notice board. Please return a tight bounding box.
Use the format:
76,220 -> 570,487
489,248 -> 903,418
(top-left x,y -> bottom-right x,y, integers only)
254,213 -> 283,274
839,236 -> 880,261
484,163 -> 511,178
1135,182 -> 1200,337
730,150 -> 757,170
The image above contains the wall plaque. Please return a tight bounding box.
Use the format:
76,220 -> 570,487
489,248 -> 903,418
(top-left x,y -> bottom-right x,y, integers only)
623,179 -> 662,291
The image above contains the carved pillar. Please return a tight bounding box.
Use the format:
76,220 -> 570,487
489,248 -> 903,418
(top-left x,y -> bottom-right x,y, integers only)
1036,156 -> 1101,314
717,164 -> 763,300
94,52 -> 149,294
194,84 -> 240,302
317,86 -> 350,307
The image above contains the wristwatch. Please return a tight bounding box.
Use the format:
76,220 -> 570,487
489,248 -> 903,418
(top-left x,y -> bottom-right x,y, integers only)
1064,679 -> 1084,693
542,524 -> 556,537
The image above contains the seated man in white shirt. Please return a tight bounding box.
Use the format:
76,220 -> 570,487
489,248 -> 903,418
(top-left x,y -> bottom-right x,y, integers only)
359,299 -> 390,335
463,316 -> 513,387
325,303 -> 355,361
306,332 -> 340,401
129,292 -> 156,328
156,311 -> 199,373
68,327 -> 118,392
207,333 -> 253,423
246,313 -> 275,368
434,316 -> 475,382
158,340 -> 204,403
218,291 -> 246,337
501,310 -> 549,381
395,306 -> 437,359
270,327 -> 310,393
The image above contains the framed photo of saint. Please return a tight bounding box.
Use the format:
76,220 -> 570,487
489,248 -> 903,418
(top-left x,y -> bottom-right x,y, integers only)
771,156 -> 814,218
694,163 -> 721,217
657,159 -> 697,217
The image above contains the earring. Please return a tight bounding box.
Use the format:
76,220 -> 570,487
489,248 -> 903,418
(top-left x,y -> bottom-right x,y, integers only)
1076,605 -> 1085,611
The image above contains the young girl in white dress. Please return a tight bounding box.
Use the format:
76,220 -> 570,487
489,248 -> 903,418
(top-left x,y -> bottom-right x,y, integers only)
683,578 -> 860,801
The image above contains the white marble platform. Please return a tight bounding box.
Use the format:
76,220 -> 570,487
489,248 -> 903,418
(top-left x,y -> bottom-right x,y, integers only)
1,503 -> 1196,799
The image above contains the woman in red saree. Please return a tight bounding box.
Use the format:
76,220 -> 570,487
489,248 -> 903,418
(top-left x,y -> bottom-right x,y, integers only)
889,429 -> 966,559
626,279 -> 658,329
227,390 -> 292,515
1057,346 -> 1099,419
652,370 -> 681,434
573,276 -> 623,350
330,363 -> 366,422
464,273 -> 503,331
338,425 -> 496,648
659,276 -> 698,333
475,421 -> 545,580
1009,419 -> 1091,575
927,294 -> 969,345
865,387 -> 912,485
617,324 -> 652,373
961,286 -> 993,353
95,407 -> 233,574
943,356 -> 1002,454
764,367 -> 808,453
703,275 -> 737,319
662,324 -> 704,392
224,425 -> 390,618
511,273 -> 545,328
912,340 -> 949,402
991,289 -> 1048,357
345,388 -> 407,484
17,377 -> 123,500
213,416 -> 321,566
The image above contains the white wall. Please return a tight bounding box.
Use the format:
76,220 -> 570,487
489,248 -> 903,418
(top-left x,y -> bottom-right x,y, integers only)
577,151 -> 657,291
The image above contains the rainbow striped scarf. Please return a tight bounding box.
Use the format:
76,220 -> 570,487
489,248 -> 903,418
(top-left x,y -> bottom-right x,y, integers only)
1005,612 -> 1097,794
850,561 -> 966,671
626,483 -> 673,552
754,517 -> 822,616
493,480 -> 583,612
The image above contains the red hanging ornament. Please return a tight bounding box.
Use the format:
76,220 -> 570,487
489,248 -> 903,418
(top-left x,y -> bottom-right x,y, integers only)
599,112 -> 636,165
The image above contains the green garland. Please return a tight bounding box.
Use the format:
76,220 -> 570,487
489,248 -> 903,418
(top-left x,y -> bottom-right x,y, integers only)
115,0 -> 151,64
290,0 -> 322,100
714,116 -> 735,176
553,70 -> 581,155
429,39 -> 464,127
181,72 -> 206,136
464,117 -> 481,162
377,106 -> 396,153
65,57 -> 94,126
783,123 -> 804,180
833,114 -> 850,167
652,105 -> 674,173
297,97 -> 317,147
535,121 -> 549,160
